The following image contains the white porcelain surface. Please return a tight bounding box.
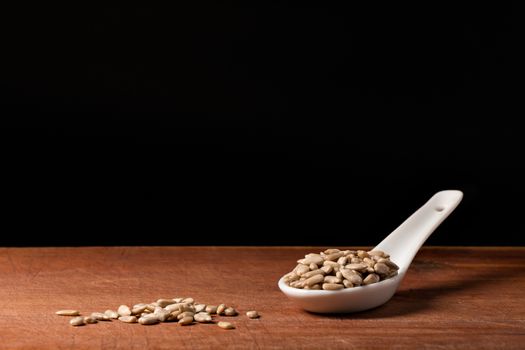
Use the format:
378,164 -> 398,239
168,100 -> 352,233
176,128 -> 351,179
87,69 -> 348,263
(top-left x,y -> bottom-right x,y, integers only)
278,190 -> 463,313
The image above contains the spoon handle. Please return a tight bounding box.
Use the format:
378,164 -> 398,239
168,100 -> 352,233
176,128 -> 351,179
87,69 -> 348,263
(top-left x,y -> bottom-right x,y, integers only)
374,190 -> 463,273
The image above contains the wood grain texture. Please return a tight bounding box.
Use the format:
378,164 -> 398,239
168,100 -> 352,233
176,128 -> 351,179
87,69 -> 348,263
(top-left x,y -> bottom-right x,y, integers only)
0,246 -> 523,349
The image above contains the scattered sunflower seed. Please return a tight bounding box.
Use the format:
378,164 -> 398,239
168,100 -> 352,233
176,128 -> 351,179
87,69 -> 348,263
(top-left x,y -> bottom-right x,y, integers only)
56,310 -> 80,316
224,307 -> 238,316
194,312 -> 212,323
157,299 -> 176,308
205,305 -> 218,314
117,305 -> 131,317
104,310 -> 119,319
118,315 -> 137,323
178,316 -> 194,326
91,312 -> 111,321
69,316 -> 85,326
218,321 -> 235,330
83,316 -> 98,324
58,295 -> 259,331
217,304 -> 226,315
139,314 -> 160,325
246,311 -> 259,319
194,304 -> 207,313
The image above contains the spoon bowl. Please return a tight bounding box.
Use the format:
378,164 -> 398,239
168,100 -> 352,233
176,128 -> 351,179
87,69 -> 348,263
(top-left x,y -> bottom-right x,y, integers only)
278,190 -> 463,313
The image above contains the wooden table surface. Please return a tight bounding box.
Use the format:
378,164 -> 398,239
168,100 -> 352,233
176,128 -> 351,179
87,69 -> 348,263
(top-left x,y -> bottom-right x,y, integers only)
0,246 -> 523,349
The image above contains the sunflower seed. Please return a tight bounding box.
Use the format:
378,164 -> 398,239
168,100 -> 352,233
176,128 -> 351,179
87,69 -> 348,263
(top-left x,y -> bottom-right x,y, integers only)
56,310 -> 80,316
305,274 -> 324,287
139,314 -> 160,325
145,304 -> 156,312
154,307 -> 170,322
341,269 -> 363,285
194,312 -> 212,323
177,311 -> 195,320
205,305 -> 218,314
290,280 -> 304,288
336,256 -> 348,266
368,250 -> 385,257
117,305 -> 131,317
118,315 -> 137,323
322,283 -> 344,290
218,321 -> 235,329
104,310 -> 119,319
179,303 -> 196,313
295,264 -> 310,276
300,254 -> 324,265
131,304 -> 148,315
283,272 -> 300,283
301,269 -> 326,279
165,303 -> 182,313
343,279 -> 353,288
363,273 -> 380,285
374,262 -> 390,275
217,304 -> 226,315
91,312 -> 111,321
323,261 -> 340,267
224,307 -> 238,316
324,275 -> 342,284
357,250 -> 369,259
363,257 -> 375,267
84,316 -> 98,324
345,263 -> 368,272
156,299 -> 176,308
325,252 -> 344,261
320,265 -> 333,274
167,311 -> 181,322
69,316 -> 85,326
246,311 -> 259,319
194,304 -> 207,313
178,316 -> 194,325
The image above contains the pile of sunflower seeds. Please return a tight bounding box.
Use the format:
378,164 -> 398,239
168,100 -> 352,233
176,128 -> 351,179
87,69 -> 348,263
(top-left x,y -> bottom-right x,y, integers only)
56,297 -> 259,328
283,249 -> 399,290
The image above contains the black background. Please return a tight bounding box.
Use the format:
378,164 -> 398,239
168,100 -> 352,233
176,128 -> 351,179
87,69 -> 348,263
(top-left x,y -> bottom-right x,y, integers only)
1,3 -> 522,246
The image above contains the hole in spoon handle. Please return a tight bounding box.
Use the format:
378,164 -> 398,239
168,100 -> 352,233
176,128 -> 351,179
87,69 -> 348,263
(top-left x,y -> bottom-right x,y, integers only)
374,190 -> 463,271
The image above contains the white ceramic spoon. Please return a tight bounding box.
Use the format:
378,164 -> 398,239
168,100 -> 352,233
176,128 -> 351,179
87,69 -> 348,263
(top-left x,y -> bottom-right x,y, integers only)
278,190 -> 463,313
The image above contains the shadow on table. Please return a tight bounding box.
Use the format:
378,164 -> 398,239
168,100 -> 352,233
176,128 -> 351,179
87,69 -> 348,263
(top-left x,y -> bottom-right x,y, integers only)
305,264 -> 523,319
